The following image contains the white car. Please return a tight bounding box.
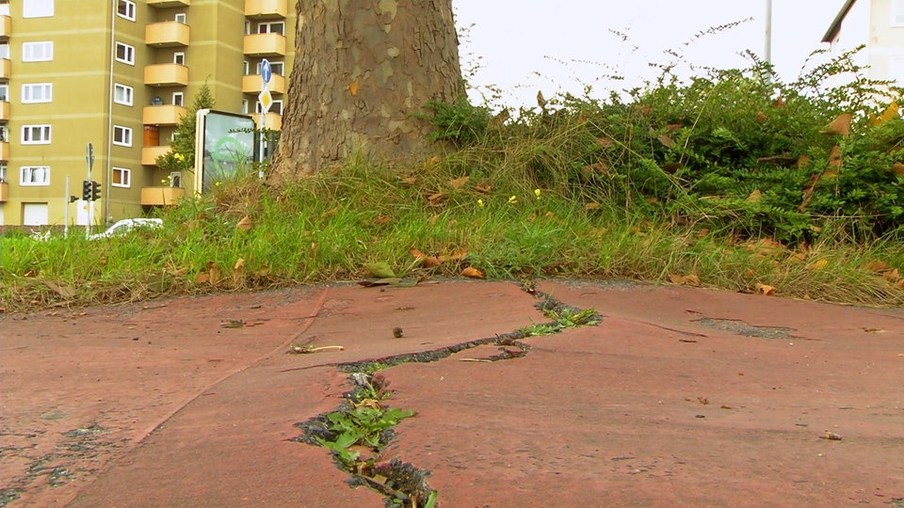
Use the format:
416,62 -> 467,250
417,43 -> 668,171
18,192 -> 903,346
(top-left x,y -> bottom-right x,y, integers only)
88,218 -> 163,240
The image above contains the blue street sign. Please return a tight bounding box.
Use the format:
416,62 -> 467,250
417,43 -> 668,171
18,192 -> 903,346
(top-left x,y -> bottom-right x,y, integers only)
260,59 -> 272,85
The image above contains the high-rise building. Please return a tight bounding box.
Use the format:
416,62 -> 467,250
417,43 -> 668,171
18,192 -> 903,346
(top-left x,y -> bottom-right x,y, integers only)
0,0 -> 295,227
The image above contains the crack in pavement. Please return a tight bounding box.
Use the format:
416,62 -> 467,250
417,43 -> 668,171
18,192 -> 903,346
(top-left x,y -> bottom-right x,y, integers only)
292,283 -> 601,507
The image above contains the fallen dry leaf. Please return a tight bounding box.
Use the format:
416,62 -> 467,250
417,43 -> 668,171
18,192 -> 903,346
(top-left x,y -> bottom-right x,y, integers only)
806,259 -> 828,271
893,163 -> 904,177
584,202 -> 601,211
746,189 -> 763,203
447,176 -> 470,189
460,266 -> 485,279
755,283 -> 776,296
669,273 -> 700,286
233,258 -> 245,271
401,176 -> 418,185
820,431 -> 843,441
236,216 -> 253,231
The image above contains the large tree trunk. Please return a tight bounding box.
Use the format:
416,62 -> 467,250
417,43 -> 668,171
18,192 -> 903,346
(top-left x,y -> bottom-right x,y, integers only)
272,0 -> 464,177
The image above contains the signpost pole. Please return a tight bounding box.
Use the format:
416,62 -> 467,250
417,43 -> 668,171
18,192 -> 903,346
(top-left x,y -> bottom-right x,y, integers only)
258,59 -> 273,180
64,176 -> 70,237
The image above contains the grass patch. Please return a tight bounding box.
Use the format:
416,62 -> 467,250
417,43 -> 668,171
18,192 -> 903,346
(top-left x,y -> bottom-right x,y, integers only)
3,53 -> 904,310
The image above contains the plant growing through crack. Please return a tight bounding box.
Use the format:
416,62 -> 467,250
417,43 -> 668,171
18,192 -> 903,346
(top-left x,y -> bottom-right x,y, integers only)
520,301 -> 600,336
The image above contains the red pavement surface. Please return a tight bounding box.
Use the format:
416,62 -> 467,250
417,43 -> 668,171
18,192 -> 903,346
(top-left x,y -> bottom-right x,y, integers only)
1,279 -> 903,507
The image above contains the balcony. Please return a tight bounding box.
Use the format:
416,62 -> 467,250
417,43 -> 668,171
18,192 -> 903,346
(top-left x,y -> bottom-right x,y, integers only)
0,182 -> 8,203
0,141 -> 8,161
0,15 -> 10,39
253,111 -> 282,131
243,33 -> 286,57
0,58 -> 9,80
244,0 -> 287,18
147,0 -> 190,7
140,186 -> 185,206
143,104 -> 187,126
0,100 -> 8,121
142,145 -> 171,166
145,21 -> 190,47
242,73 -> 286,95
144,63 -> 189,86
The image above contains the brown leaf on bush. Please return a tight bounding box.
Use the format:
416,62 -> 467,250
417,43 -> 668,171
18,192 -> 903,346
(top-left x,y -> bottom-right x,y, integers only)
755,111 -> 767,123
657,134 -> 675,148
870,101 -> 899,126
821,113 -> 852,136
772,97 -> 785,108
755,283 -> 776,296
461,266 -> 485,279
447,176 -> 470,189
797,155 -> 812,169
892,163 -> 904,177
236,216 -> 253,231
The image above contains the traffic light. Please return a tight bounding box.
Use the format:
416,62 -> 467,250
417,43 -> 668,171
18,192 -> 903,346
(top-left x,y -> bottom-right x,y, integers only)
82,180 -> 91,201
90,180 -> 101,201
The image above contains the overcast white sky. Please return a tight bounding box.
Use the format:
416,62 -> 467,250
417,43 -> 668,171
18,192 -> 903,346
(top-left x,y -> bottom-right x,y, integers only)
454,0 -> 861,108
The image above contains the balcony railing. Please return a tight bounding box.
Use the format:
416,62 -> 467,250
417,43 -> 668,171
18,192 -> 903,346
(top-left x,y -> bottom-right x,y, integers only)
0,58 -> 9,80
244,0 -> 287,18
253,111 -> 282,131
0,141 -> 9,161
242,73 -> 286,95
0,182 -> 8,203
0,100 -> 8,121
146,21 -> 190,47
141,145 -> 171,166
0,15 -> 10,39
243,33 -> 286,57
147,0 -> 190,7
143,105 -> 188,126
144,63 -> 189,86
140,186 -> 185,206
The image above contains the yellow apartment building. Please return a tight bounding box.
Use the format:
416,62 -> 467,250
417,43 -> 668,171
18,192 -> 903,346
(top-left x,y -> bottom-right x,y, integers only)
0,0 -> 294,228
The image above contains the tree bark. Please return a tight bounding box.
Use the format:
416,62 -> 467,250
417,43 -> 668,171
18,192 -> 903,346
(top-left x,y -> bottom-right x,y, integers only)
272,0 -> 465,177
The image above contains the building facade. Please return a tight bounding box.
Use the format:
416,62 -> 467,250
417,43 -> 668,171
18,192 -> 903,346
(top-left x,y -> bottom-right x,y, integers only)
0,0 -> 295,227
823,0 -> 904,84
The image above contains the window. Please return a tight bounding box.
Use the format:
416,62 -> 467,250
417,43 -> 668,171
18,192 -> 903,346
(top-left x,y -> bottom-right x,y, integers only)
0,163 -> 7,183
0,43 -> 9,59
0,3 -> 8,16
21,125 -> 51,144
21,83 -> 52,103
113,125 -> 132,146
256,99 -> 283,115
173,52 -> 185,65
174,12 -> 186,23
113,83 -> 133,106
0,84 -> 7,101
243,60 -> 250,75
241,99 -> 249,115
257,60 -> 284,75
244,20 -> 251,35
22,42 -> 53,62
115,42 -> 135,65
112,167 -> 131,188
116,0 -> 136,21
894,0 -> 904,25
257,22 -> 285,35
23,0 -> 53,18
172,92 -> 184,107
20,166 -> 50,186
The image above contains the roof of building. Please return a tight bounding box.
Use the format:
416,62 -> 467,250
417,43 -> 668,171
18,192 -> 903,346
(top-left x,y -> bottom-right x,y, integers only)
822,0 -> 859,43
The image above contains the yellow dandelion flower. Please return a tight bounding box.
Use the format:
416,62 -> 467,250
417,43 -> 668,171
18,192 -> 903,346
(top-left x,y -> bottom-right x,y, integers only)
477,199 -> 485,208
508,195 -> 518,204
534,188 -> 542,199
